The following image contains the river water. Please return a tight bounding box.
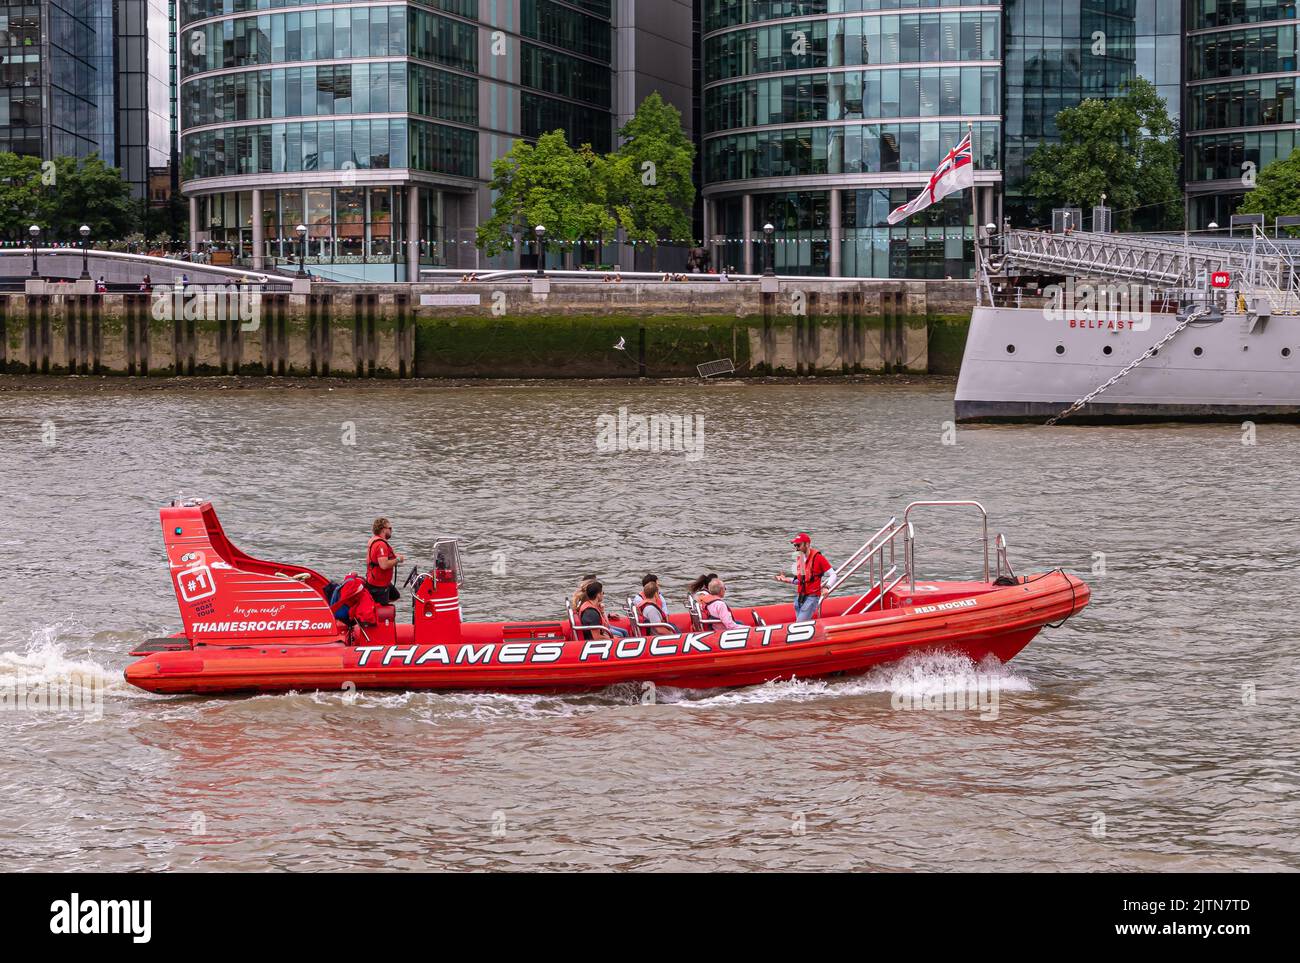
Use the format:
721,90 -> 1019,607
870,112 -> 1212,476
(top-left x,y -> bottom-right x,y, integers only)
0,378 -> 1296,871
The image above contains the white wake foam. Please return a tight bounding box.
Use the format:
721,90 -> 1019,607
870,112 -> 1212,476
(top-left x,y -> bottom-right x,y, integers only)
662,649 -> 1032,708
0,623 -> 134,696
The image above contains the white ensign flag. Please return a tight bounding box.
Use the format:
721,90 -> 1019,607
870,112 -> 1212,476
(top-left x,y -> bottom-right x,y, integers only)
887,131 -> 975,225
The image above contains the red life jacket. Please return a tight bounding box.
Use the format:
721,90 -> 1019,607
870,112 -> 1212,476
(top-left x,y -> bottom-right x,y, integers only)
635,594 -> 671,632
635,594 -> 667,623
333,573 -> 376,624
366,535 -> 394,587
796,549 -> 829,596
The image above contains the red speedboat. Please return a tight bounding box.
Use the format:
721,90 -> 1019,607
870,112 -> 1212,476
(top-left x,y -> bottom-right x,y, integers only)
124,500 -> 1089,696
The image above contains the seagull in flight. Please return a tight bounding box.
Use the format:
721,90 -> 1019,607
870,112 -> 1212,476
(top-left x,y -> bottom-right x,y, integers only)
613,337 -> 626,351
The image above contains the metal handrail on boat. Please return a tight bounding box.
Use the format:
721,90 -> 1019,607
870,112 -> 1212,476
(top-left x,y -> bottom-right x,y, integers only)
826,501 -> 1012,613
902,500 -> 990,591
842,521 -> 912,616
995,533 -> 1015,581
825,517 -> 895,614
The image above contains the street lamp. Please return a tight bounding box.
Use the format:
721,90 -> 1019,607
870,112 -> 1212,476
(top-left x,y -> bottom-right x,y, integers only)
79,225 -> 91,280
763,222 -> 775,277
28,224 -> 40,279
1208,221 -> 1219,232
534,224 -> 546,278
295,223 -> 307,277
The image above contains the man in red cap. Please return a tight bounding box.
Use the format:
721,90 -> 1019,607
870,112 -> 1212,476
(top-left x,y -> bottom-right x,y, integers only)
774,532 -> 833,622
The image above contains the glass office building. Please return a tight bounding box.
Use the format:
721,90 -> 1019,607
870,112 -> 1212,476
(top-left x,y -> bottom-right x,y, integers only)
0,0 -> 106,158
700,0 -> 1004,278
0,1 -> 175,199
699,1 -> 1193,277
1184,0 -> 1299,228
1002,0 -> 1180,229
177,0 -> 675,279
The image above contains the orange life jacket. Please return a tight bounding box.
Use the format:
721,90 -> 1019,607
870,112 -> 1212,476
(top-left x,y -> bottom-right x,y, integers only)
576,598 -> 610,636
696,592 -> 732,623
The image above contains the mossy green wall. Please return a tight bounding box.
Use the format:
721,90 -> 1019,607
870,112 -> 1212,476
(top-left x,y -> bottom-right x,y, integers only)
927,314 -> 970,375
416,314 -> 758,378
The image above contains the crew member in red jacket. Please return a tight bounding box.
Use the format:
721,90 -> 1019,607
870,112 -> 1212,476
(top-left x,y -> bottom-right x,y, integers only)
775,532 -> 833,622
365,517 -> 405,605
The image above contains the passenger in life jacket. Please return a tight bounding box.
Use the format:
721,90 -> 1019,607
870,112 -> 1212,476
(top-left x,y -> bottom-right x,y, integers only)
774,531 -> 833,622
695,576 -> 745,630
365,517 -> 405,606
570,574 -> 599,617
688,573 -> 719,599
576,581 -> 629,640
634,573 -> 673,635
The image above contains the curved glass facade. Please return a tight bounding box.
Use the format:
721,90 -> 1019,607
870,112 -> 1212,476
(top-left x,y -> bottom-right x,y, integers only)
706,66 -> 1000,132
706,120 -> 1000,180
178,7 -> 476,75
179,0 -> 626,278
183,117 -> 484,178
181,62 -> 477,128
702,4 -> 1001,278
1185,3 -> 1300,227
703,0 -> 987,32
705,11 -> 1000,81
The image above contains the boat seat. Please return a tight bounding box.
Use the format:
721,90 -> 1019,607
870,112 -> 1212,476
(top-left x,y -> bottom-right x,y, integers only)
625,595 -> 674,636
685,594 -> 723,632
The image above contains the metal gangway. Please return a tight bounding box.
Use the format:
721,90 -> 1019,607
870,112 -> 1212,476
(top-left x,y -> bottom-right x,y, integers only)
824,501 -> 1015,616
993,226 -> 1300,316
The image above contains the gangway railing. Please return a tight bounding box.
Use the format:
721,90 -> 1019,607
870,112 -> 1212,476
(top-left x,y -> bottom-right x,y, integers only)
998,229 -> 1291,290
1242,224 -> 1300,316
826,501 -> 1013,613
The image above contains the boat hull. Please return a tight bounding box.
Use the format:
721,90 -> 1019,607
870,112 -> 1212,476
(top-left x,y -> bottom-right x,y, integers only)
954,305 -> 1300,423
124,572 -> 1089,695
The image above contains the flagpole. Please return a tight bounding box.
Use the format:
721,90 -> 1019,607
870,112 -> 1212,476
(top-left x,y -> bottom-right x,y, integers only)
968,121 -> 981,305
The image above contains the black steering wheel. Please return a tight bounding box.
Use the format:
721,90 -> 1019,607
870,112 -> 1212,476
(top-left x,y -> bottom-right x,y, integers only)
402,565 -> 419,589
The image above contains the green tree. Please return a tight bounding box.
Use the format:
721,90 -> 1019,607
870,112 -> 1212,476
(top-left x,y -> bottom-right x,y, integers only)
607,92 -> 696,268
1235,149 -> 1300,231
0,152 -> 46,239
475,131 -> 614,265
1025,77 -> 1181,231
0,152 -> 140,241
50,154 -> 140,239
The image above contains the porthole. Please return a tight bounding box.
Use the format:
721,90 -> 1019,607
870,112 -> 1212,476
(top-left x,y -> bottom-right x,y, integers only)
1102,345 -> 1114,355
1284,347 -> 1293,358
1193,346 -> 1204,357
1006,344 -> 1016,354
1055,344 -> 1065,355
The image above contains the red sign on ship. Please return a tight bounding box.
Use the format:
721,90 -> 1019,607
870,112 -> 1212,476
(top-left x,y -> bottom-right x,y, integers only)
1210,271 -> 1231,288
